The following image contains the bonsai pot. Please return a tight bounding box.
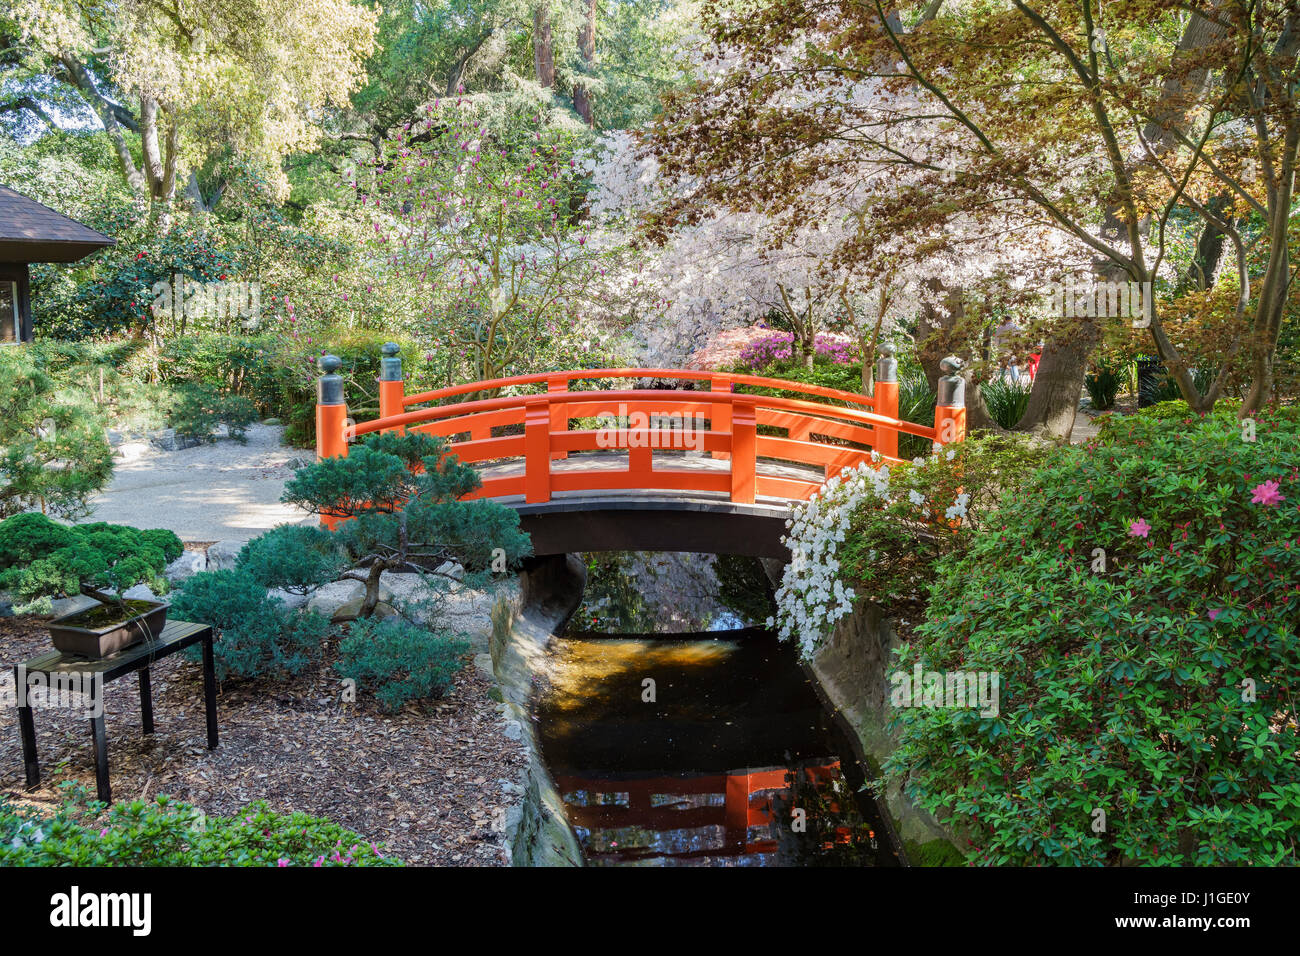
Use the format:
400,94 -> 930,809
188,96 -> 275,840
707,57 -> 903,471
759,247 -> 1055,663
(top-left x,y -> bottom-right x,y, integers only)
47,588 -> 169,659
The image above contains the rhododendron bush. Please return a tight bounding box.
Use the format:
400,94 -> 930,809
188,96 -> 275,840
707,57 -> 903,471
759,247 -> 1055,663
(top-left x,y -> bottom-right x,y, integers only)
885,410 -> 1300,865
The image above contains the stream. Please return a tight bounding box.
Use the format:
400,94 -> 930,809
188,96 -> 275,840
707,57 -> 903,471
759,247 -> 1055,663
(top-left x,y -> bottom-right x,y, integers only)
533,552 -> 900,867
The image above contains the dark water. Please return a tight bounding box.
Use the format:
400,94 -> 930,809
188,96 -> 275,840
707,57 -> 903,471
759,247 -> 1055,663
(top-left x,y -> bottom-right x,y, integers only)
536,621 -> 900,867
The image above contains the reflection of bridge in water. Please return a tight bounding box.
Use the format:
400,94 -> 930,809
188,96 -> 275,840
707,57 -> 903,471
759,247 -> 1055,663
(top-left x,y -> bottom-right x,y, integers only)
314,353 -> 967,557
535,629 -> 898,866
555,764 -> 855,864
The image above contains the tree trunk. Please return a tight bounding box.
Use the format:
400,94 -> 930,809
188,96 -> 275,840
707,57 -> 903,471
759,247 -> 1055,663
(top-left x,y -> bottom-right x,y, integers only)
360,561 -> 385,618
914,281 -> 1004,432
58,53 -> 145,198
534,4 -> 556,88
573,0 -> 598,125
1013,319 -> 1098,441
139,95 -> 179,230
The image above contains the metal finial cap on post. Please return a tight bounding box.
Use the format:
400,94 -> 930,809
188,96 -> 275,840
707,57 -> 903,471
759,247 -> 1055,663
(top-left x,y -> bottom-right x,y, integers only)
318,354 -> 345,405
379,342 -> 403,382
937,355 -> 966,407
875,342 -> 897,384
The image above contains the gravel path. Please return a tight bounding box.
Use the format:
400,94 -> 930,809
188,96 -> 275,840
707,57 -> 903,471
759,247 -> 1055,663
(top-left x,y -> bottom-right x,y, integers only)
87,424 -> 313,543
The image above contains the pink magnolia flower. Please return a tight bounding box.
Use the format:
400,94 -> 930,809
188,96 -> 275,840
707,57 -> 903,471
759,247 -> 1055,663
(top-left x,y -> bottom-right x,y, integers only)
1128,518 -> 1152,538
1250,480 -> 1286,507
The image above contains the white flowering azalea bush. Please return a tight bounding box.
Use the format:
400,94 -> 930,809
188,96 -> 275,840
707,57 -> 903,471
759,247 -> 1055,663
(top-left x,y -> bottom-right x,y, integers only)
772,435 -> 1049,657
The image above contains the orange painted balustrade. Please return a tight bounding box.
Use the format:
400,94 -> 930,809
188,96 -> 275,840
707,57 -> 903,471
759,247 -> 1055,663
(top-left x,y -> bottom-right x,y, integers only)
314,347 -> 967,508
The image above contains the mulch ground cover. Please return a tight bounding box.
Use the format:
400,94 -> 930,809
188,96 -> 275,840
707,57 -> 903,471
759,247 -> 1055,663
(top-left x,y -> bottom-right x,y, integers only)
0,615 -> 526,866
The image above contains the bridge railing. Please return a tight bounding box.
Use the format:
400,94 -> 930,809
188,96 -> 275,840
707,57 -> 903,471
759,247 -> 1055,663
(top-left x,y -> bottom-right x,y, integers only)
315,345 -> 967,506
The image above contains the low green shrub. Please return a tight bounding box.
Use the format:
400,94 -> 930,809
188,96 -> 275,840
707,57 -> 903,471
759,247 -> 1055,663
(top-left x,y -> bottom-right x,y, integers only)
0,513 -> 181,601
0,785 -> 399,866
237,524 -> 346,594
336,617 -> 470,712
836,434 -> 1050,611
897,372 -> 938,460
167,383 -> 259,444
885,408 -> 1300,865
168,569 -> 330,680
1139,365 -> 1222,406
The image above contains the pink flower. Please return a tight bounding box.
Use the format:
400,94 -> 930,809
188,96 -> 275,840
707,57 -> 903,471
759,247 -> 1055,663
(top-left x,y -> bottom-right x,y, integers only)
1250,480 -> 1286,507
1208,609 -> 1222,621
277,858 -> 290,867
1128,518 -> 1151,538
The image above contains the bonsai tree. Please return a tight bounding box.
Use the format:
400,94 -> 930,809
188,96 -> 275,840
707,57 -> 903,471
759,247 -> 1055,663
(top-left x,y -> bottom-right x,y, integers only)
0,513 -> 182,605
280,431 -> 531,618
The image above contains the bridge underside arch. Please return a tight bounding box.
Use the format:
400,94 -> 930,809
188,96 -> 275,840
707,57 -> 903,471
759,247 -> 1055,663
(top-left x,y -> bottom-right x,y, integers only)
507,495 -> 792,560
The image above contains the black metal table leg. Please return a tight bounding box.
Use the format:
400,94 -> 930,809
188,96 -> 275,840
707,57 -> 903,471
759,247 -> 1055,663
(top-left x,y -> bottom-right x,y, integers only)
15,666 -> 39,788
201,632 -> 218,749
139,667 -> 154,734
89,709 -> 111,804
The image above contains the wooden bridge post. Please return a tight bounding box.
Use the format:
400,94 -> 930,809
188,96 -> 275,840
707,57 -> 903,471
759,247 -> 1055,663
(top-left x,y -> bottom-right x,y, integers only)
548,374 -> 569,461
730,397 -> 757,503
933,355 -> 967,451
377,342 -> 405,434
873,343 -> 899,460
315,354 -> 349,530
524,396 -> 552,503
711,373 -> 732,461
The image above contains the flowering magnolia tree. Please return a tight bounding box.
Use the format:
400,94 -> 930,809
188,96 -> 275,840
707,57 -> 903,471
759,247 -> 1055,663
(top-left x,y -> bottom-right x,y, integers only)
359,96 -> 620,382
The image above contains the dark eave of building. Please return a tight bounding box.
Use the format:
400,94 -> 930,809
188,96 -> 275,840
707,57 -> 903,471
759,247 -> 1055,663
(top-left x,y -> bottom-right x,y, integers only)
0,183 -> 116,264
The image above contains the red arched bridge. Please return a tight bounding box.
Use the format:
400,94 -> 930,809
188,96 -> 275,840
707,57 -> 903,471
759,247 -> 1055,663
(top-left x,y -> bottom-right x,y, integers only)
313,347 -> 967,558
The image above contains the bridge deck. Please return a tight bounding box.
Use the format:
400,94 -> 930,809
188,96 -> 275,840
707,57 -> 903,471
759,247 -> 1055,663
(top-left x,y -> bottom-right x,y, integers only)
473,449 -> 826,509
472,450 -> 817,557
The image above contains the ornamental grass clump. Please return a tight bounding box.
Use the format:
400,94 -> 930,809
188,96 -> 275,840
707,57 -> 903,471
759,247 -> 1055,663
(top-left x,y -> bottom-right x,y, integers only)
885,409 -> 1300,865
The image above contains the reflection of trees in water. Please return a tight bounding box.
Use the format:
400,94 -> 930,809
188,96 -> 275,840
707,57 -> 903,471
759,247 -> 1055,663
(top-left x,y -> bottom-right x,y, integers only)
770,766 -> 882,867
574,551 -> 773,633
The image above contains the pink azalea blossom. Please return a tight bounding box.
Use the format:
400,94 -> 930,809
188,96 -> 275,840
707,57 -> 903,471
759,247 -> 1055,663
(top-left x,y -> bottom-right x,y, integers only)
1250,480 -> 1286,507
1128,518 -> 1151,538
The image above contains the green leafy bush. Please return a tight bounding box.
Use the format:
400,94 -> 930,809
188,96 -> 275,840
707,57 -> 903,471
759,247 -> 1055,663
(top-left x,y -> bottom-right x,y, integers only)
336,617 -> 470,712
836,434 -> 1050,611
167,383 -> 259,443
897,372 -> 938,460
0,346 -> 113,520
1139,365 -> 1222,406
168,569 -> 330,680
0,513 -> 181,601
0,785 -> 399,866
237,524 -> 345,594
885,409 -> 1300,865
